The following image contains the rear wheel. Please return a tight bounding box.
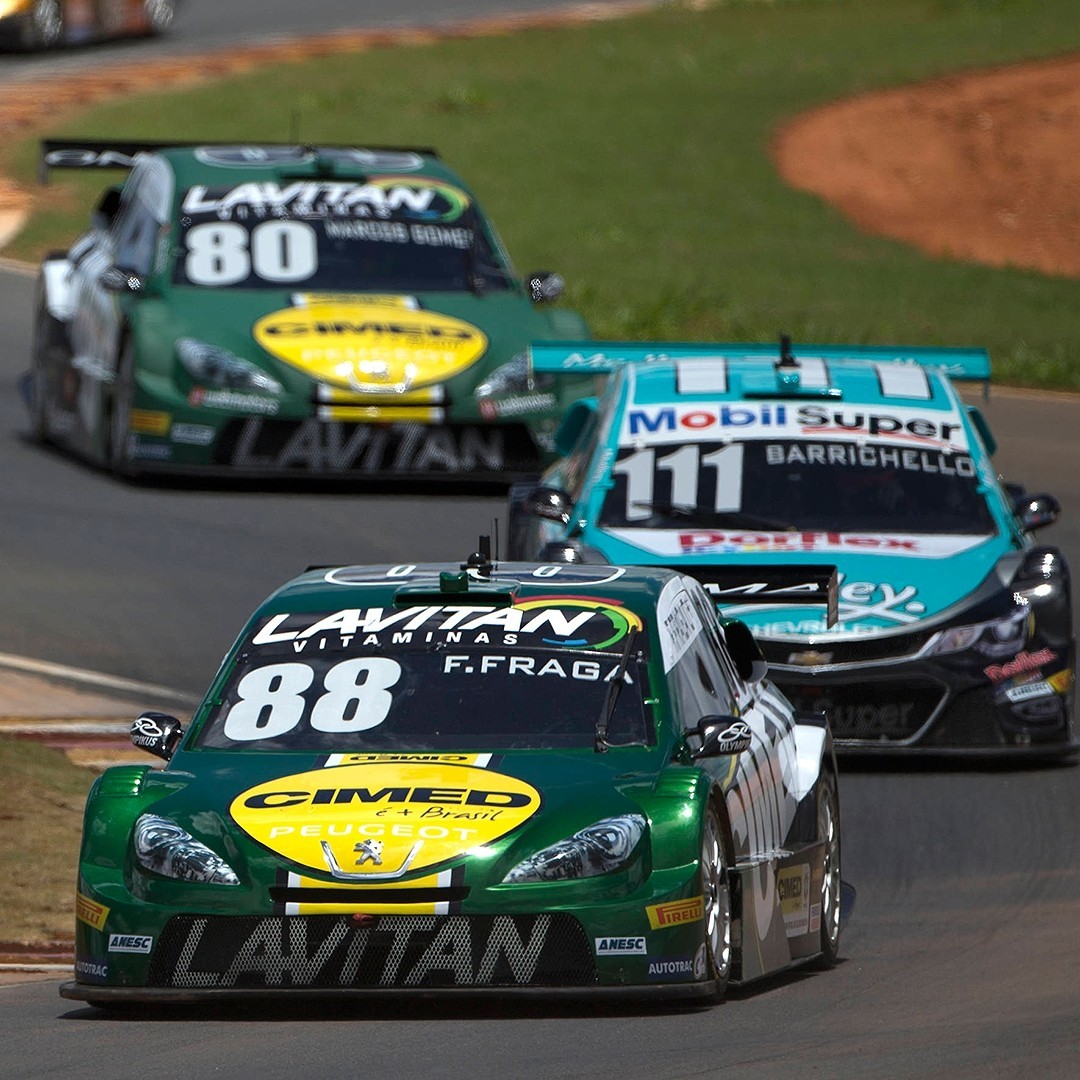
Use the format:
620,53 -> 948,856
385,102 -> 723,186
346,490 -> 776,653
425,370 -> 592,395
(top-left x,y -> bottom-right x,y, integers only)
143,0 -> 176,34
700,806 -> 732,995
815,772 -> 842,967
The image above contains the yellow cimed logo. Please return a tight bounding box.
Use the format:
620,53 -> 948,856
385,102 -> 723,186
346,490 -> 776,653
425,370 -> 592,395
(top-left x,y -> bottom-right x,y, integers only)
252,302 -> 488,392
230,762 -> 541,879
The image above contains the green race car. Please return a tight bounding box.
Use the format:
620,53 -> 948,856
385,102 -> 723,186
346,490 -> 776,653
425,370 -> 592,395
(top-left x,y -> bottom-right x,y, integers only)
61,546 -> 848,1005
26,140 -> 590,479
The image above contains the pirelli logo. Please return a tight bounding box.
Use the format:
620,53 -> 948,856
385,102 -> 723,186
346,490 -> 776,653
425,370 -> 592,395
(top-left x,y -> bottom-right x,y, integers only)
645,896 -> 704,930
76,892 -> 110,931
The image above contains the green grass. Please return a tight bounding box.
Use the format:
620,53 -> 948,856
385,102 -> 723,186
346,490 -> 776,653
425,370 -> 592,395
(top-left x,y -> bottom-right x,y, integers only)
0,737 -> 94,944
6,0 -> 1080,387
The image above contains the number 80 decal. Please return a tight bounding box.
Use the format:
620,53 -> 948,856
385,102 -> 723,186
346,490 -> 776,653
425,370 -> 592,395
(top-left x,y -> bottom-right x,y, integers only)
223,659 -> 401,742
184,220 -> 318,286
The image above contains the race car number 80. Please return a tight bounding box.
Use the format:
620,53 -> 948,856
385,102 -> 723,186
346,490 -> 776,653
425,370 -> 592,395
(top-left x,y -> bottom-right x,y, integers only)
222,659 -> 401,741
185,221 -> 318,286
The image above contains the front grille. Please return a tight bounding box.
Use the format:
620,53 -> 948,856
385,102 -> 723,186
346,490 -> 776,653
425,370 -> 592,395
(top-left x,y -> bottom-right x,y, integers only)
149,914 -> 596,989
760,629 -> 937,667
780,678 -> 947,741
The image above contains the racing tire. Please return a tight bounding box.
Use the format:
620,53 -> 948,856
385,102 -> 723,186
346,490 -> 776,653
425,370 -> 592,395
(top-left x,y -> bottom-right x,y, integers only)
143,0 -> 176,35
813,771 -> 842,968
505,480 -> 538,560
700,805 -> 733,996
20,0 -> 63,49
108,341 -> 140,479
29,294 -> 66,445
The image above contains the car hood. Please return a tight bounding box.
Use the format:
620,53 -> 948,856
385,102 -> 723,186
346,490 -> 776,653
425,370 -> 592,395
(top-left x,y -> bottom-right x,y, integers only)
143,749 -> 665,888
157,287 -> 569,396
593,525 -> 1019,635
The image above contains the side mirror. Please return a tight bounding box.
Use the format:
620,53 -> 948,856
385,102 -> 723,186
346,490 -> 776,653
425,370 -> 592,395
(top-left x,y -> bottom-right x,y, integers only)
1015,492 -> 1060,532
691,716 -> 753,758
101,265 -> 145,294
131,712 -> 184,762
720,619 -> 768,683
525,485 -> 572,525
526,270 -> 565,304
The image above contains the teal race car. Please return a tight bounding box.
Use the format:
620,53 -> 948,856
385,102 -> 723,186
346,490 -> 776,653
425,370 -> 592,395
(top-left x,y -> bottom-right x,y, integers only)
509,339 -> 1077,758
25,140 -> 589,479
60,547 -> 847,1004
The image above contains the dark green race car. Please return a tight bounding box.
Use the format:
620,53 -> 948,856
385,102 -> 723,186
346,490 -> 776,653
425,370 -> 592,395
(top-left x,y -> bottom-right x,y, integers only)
26,140 -> 589,479
61,547 -> 848,1005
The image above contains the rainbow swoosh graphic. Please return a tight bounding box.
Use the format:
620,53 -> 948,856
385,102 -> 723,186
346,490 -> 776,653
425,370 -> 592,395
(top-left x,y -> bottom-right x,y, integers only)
513,596 -> 644,650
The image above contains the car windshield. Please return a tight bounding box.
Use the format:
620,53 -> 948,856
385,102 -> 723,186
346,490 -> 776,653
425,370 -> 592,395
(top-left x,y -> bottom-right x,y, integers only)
171,180 -> 514,292
195,606 -> 653,752
599,437 -> 996,535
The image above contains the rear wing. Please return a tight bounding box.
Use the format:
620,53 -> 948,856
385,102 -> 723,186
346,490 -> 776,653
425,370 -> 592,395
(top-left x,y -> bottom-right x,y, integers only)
37,139 -> 440,184
529,339 -> 991,384
667,564 -> 839,628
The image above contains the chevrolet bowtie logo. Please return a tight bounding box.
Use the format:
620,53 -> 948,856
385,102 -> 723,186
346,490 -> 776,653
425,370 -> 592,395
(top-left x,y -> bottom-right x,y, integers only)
787,650 -> 833,666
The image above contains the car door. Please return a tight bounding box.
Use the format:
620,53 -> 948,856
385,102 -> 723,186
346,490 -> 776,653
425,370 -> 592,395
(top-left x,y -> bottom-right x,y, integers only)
67,159 -> 163,443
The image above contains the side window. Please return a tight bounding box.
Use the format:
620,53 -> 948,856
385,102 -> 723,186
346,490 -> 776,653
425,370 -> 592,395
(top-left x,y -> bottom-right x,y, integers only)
111,196 -> 159,277
669,630 -> 737,732
564,382 -> 620,501
562,409 -> 601,500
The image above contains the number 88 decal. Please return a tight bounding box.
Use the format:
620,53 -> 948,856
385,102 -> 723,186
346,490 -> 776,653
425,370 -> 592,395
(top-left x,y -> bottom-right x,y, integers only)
223,659 -> 402,742
184,220 -> 318,286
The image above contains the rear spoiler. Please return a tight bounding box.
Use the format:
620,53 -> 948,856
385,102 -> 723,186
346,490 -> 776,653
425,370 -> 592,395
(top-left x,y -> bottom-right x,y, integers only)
666,564 -> 839,628
529,340 -> 991,383
37,139 -> 440,184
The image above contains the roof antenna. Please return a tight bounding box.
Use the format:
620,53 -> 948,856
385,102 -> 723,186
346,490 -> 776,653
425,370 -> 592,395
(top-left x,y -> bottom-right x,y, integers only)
463,535 -> 494,579
492,517 -> 501,563
776,332 -> 801,389
778,333 -> 798,369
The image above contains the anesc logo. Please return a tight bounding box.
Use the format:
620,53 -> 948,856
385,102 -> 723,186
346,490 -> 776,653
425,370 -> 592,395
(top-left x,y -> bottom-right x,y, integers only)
230,762 -> 541,877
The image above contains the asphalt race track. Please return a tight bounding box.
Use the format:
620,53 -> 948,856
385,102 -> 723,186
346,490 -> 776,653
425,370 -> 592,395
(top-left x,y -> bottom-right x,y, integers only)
3,3 -> 1080,1076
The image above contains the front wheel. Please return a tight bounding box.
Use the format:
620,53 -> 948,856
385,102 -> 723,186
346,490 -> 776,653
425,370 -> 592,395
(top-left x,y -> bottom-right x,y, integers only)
108,341 -> 139,478
29,295 -> 66,444
815,772 -> 842,967
505,480 -> 538,560
700,805 -> 733,996
21,0 -> 63,49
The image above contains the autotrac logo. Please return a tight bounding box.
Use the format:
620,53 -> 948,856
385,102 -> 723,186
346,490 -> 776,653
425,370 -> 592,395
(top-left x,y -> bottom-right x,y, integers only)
230,762 -> 541,877
250,597 -> 644,651
252,302 -> 487,391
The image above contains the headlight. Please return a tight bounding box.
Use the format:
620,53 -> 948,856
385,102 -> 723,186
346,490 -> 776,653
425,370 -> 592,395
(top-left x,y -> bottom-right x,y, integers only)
923,606 -> 1030,659
176,338 -> 282,394
134,814 -> 240,885
501,814 -> 646,884
474,352 -> 552,399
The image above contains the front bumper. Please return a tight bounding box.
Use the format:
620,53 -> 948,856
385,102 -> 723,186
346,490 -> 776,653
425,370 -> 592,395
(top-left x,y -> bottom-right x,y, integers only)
767,640 -> 1077,756
69,862 -> 715,997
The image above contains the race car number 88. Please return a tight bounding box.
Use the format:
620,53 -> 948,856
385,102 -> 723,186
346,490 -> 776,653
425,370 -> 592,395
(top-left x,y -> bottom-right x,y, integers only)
185,221 -> 318,286
222,659 -> 401,741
